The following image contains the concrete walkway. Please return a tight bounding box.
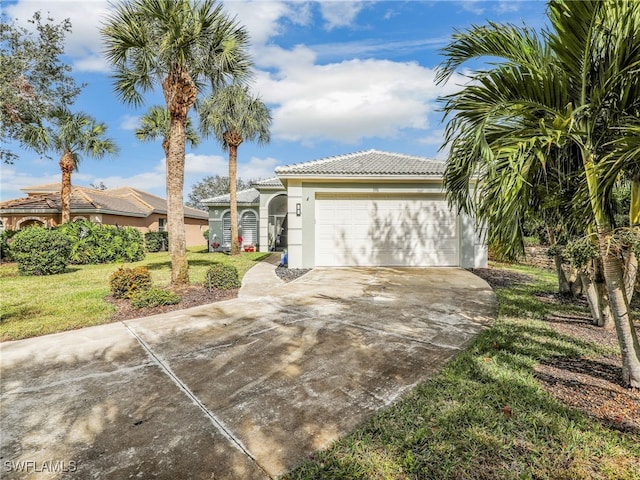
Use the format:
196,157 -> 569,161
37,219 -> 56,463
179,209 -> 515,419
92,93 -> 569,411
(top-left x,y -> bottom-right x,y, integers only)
1,257 -> 496,479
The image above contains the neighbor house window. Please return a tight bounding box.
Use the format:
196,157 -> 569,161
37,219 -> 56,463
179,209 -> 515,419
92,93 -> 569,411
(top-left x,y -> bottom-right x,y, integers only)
158,218 -> 167,232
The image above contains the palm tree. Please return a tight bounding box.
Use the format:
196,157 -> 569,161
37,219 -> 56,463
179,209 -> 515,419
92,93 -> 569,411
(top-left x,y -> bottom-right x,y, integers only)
437,0 -> 640,387
22,108 -> 117,223
102,0 -> 251,286
135,106 -> 200,156
199,84 -> 271,255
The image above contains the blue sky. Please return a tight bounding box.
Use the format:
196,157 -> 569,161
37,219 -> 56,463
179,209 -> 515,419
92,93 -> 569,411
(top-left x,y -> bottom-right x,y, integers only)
0,0 -> 548,202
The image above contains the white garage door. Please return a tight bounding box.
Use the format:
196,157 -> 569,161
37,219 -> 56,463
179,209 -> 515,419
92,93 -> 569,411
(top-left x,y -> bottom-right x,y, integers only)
315,193 -> 459,267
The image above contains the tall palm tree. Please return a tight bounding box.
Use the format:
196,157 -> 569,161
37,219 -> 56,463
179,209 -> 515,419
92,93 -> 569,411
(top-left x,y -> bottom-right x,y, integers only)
199,84 -> 271,255
22,108 -> 117,223
135,105 -> 200,156
102,0 -> 251,286
437,0 -> 640,387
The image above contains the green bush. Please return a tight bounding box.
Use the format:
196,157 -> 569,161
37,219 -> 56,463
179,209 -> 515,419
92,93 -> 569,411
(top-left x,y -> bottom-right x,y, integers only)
144,231 -> 169,252
11,227 -> 72,275
109,266 -> 153,299
59,220 -> 145,264
130,287 -> 180,308
0,229 -> 18,261
205,263 -> 241,290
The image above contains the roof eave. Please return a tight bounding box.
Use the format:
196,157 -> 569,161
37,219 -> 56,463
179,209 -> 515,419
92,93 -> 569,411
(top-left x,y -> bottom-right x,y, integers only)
274,173 -> 446,182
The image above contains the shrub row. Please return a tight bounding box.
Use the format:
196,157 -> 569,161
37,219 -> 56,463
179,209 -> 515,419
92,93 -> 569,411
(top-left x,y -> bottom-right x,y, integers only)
60,220 -> 145,264
5,221 -> 146,276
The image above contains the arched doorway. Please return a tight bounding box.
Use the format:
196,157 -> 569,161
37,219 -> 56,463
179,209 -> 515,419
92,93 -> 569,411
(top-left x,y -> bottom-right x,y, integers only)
267,194 -> 287,251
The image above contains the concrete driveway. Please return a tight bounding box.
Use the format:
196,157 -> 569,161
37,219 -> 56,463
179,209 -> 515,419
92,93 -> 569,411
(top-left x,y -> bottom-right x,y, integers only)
1,261 -> 495,479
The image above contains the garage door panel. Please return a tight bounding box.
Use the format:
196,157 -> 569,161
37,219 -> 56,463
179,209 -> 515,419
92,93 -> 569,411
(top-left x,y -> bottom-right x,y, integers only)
315,195 -> 459,267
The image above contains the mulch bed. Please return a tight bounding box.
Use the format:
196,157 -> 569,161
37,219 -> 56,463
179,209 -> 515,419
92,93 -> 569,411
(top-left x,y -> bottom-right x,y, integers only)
107,286 -> 238,322
472,266 -> 640,435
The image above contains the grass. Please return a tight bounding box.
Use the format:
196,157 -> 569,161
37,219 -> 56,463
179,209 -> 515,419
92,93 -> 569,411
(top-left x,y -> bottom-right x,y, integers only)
0,247 -> 270,341
282,263 -> 640,480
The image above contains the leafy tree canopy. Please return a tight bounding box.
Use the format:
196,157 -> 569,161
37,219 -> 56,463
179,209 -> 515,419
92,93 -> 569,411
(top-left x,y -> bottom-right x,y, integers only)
0,11 -> 81,163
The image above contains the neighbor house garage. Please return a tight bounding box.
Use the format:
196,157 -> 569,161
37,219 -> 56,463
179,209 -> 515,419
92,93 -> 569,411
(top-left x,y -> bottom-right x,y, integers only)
204,150 -> 487,269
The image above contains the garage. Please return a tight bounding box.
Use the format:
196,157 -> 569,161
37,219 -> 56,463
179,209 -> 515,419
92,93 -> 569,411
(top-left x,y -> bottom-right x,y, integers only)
315,193 -> 459,267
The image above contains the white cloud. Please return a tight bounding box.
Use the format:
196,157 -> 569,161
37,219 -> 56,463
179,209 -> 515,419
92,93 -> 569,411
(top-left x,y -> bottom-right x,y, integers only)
119,115 -> 141,131
5,1 -> 111,73
222,0 -> 311,45
255,56 -> 466,144
495,1 -> 520,14
458,1 -> 485,15
319,1 -> 366,30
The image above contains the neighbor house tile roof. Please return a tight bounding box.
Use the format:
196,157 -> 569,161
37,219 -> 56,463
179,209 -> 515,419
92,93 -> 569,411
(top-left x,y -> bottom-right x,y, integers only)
201,188 -> 260,206
275,149 -> 446,176
1,185 -> 208,219
252,177 -> 284,189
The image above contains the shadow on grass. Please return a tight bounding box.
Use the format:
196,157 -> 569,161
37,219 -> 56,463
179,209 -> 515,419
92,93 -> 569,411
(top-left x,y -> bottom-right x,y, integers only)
284,318 -> 640,479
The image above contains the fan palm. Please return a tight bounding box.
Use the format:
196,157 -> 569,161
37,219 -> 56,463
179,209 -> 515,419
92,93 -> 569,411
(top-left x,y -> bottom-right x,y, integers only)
437,0 -> 640,387
21,108 -> 117,223
102,0 -> 251,286
135,106 -> 200,155
199,84 -> 271,255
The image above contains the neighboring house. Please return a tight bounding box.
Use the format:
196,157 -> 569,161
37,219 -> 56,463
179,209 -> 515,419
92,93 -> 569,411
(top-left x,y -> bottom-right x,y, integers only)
203,149 -> 488,269
0,184 -> 209,247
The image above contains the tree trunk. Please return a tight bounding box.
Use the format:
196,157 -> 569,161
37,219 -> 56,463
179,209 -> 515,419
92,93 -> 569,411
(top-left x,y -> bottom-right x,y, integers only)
624,250 -> 638,303
554,254 -> 571,294
547,227 -> 570,294
594,257 -> 614,329
59,151 -> 75,224
165,115 -> 189,286
597,230 -> 640,388
228,141 -> 240,256
580,271 -> 600,325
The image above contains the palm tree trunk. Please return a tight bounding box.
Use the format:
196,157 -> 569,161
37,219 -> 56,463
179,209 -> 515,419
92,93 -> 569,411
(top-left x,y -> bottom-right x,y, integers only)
580,270 -> 600,325
59,151 -> 75,224
228,142 -> 240,256
624,250 -> 638,303
548,227 -> 570,294
597,229 -> 640,388
166,115 -> 189,286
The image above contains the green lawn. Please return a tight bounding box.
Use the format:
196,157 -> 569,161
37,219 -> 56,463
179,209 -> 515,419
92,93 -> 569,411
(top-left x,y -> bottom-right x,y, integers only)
283,263 -> 640,480
0,248 -> 270,341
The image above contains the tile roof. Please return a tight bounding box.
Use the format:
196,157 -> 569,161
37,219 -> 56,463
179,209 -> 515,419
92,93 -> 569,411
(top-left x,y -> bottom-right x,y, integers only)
275,149 -> 445,176
201,188 -> 260,205
1,185 -> 208,219
251,177 -> 284,189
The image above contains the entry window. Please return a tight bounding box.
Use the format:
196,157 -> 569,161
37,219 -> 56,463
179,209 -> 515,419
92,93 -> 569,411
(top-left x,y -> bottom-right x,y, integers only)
241,211 -> 257,245
158,218 -> 167,232
222,212 -> 231,245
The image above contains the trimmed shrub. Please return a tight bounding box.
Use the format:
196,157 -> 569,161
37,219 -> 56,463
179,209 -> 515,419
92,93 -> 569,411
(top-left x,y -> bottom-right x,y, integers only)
145,231 -> 169,252
109,266 -> 153,299
11,226 -> 72,275
59,220 -> 145,264
0,229 -> 18,262
205,263 -> 241,290
130,288 -> 180,309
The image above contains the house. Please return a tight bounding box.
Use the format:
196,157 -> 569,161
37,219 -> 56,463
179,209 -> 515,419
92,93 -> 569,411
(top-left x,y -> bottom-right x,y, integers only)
203,150 -> 487,269
0,184 -> 209,247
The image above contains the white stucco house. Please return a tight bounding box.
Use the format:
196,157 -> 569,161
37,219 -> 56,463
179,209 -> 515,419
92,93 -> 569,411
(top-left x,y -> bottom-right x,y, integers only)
203,149 -> 487,269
